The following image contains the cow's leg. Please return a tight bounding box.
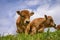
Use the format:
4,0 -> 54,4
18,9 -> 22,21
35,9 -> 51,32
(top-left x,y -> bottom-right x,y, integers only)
38,25 -> 44,33
16,27 -> 23,33
30,27 -> 36,35
25,24 -> 30,35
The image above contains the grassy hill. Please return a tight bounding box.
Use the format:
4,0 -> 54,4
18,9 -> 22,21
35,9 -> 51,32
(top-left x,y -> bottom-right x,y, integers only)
0,30 -> 60,40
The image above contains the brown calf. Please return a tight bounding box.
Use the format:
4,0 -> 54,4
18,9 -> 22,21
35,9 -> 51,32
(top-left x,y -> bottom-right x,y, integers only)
56,24 -> 60,30
25,15 -> 56,35
16,10 -> 34,33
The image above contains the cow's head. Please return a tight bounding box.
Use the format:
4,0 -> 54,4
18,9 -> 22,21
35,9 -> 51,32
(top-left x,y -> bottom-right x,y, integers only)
44,15 -> 56,27
56,25 -> 60,30
16,10 -> 34,24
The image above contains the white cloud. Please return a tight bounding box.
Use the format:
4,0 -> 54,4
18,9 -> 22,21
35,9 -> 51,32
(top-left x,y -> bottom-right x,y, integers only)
30,4 -> 50,21
25,0 -> 40,6
31,4 -> 60,24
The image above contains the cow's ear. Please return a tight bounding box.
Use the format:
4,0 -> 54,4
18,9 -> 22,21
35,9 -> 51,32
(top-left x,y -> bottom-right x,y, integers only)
16,11 -> 21,15
44,15 -> 47,20
30,12 -> 34,16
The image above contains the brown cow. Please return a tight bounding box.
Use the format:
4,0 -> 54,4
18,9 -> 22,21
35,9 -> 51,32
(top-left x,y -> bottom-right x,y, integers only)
56,24 -> 60,30
16,10 -> 34,33
25,15 -> 56,35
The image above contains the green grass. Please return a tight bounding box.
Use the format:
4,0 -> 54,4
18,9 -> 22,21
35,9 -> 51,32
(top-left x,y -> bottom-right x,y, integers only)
0,30 -> 60,40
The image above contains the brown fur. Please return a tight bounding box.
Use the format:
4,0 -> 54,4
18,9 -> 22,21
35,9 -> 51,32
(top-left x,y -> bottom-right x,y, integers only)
25,15 -> 56,35
56,25 -> 60,30
16,10 -> 34,33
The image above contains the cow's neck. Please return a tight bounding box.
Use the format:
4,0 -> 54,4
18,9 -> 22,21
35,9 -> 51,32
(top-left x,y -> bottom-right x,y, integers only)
42,20 -> 49,28
44,21 -> 51,28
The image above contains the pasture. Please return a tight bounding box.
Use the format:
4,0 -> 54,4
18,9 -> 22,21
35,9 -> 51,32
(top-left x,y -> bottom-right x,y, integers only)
0,29 -> 60,40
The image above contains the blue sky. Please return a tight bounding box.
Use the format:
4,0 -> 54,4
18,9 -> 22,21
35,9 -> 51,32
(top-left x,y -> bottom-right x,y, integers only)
0,0 -> 60,36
